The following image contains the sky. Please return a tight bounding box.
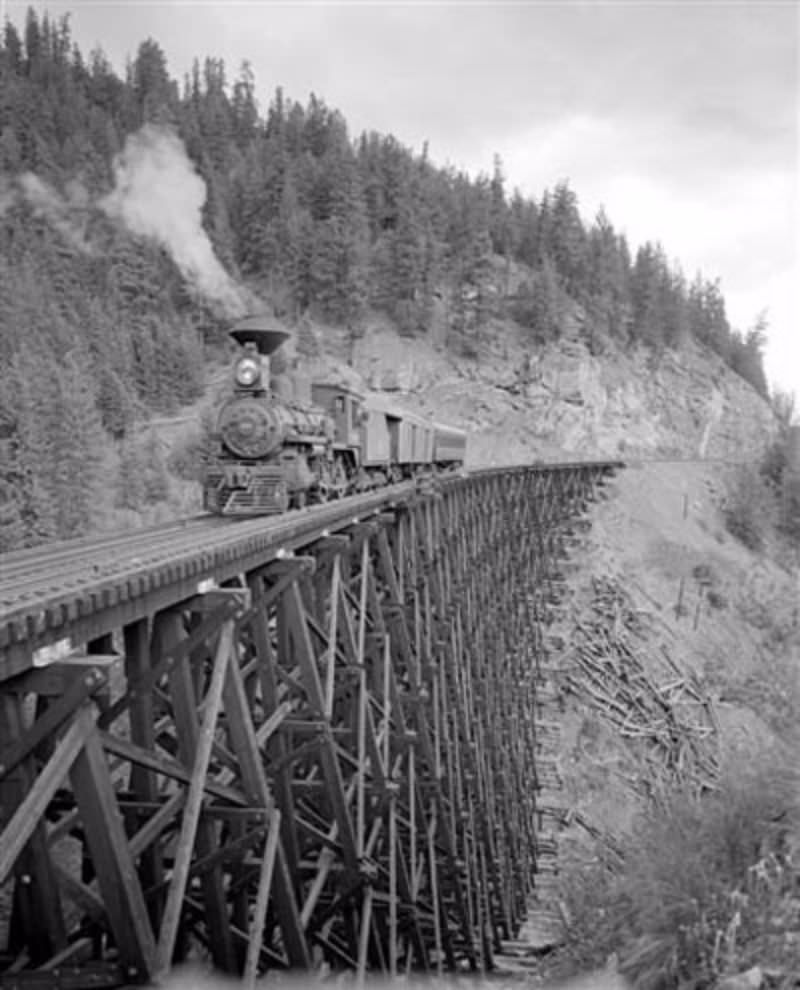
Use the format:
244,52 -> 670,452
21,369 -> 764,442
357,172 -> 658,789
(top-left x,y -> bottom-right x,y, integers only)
5,0 -> 799,398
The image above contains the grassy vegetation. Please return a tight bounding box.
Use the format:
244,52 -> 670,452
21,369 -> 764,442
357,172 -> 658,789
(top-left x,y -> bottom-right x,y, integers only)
165,412 -> 216,484
722,439 -> 800,557
558,745 -> 800,988
721,463 -> 777,552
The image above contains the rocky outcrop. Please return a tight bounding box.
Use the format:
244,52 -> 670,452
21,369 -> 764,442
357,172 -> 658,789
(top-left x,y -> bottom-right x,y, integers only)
308,317 -> 777,468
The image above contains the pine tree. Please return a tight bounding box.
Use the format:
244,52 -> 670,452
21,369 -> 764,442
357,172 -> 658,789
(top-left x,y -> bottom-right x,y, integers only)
511,257 -> 564,345
50,353 -> 105,537
115,437 -> 147,510
489,154 -> 509,256
548,181 -> 589,301
630,243 -> 665,348
142,430 -> 170,503
231,61 -> 259,148
729,312 -> 769,396
129,38 -> 177,126
7,352 -> 58,545
586,208 -> 631,346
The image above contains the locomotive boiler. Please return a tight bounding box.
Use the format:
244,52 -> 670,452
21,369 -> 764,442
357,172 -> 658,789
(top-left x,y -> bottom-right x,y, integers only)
203,317 -> 467,516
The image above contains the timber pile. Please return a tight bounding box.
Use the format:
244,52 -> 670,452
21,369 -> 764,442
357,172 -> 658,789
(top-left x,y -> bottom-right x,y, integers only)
565,576 -> 720,792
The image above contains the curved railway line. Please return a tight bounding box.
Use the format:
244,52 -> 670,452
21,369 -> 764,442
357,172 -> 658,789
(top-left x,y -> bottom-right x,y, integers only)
0,464 -> 619,681
0,481 -> 424,680
0,461 -> 621,986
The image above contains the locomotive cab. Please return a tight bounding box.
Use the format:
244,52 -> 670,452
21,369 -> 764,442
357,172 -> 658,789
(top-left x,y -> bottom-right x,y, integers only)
311,384 -> 365,450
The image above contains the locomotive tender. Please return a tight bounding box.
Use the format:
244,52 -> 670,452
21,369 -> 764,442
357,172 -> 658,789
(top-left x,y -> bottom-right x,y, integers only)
203,317 -> 468,516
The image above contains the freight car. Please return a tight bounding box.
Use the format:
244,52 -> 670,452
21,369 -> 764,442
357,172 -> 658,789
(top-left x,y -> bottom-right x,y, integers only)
203,318 -> 467,516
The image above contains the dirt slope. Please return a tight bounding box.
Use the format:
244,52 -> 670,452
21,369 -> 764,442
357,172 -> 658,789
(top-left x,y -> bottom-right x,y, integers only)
558,459 -> 799,840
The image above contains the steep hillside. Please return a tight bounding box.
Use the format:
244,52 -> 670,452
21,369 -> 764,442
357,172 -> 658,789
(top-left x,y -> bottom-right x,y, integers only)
545,459 -> 800,984
297,313 -> 777,467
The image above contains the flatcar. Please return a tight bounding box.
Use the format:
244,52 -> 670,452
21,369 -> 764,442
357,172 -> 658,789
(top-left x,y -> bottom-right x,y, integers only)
203,317 -> 467,516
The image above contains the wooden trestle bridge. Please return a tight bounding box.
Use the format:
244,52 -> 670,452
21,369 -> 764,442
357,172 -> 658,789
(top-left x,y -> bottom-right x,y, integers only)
0,462 -> 619,987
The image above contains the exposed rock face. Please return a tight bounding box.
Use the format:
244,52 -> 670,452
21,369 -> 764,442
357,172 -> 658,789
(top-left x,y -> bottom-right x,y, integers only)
309,317 -> 777,468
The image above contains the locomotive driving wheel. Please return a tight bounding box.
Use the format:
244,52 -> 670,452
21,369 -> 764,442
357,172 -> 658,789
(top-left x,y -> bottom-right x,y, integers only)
314,459 -> 348,503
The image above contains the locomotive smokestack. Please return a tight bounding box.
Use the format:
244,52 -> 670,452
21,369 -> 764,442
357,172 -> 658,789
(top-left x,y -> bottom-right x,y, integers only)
229,316 -> 297,396
229,316 -> 293,355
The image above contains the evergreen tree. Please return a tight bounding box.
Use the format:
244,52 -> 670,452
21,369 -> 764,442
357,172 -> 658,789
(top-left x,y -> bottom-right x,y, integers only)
489,154 -> 509,256
0,6 -> 766,548
129,38 -> 177,126
547,181 -> 589,300
511,257 -> 565,345
115,436 -> 147,510
630,243 -> 665,348
231,61 -> 259,148
729,312 -> 769,397
586,210 -> 631,341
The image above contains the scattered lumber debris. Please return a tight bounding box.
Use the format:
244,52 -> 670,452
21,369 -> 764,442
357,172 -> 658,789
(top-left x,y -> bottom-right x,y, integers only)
564,576 -> 720,793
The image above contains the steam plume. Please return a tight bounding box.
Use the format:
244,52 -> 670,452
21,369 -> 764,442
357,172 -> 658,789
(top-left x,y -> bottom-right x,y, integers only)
18,173 -> 94,253
0,172 -> 92,250
0,177 -> 14,217
101,125 -> 256,315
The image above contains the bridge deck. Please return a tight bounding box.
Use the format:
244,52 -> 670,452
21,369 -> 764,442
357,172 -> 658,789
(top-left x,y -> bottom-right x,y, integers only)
0,462 -> 620,985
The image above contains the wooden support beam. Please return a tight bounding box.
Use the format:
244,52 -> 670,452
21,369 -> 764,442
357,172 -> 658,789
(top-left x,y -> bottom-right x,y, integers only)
69,706 -> 157,981
221,633 -> 311,968
0,704 -> 97,885
156,611 -> 236,973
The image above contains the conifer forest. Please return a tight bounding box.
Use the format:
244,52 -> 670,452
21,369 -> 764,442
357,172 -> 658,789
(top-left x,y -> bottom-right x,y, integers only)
0,9 -> 772,551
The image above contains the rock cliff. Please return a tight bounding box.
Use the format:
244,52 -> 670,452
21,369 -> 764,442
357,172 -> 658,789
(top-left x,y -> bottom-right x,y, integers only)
304,314 -> 777,467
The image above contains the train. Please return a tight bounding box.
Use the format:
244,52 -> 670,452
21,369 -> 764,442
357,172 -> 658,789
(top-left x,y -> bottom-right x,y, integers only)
203,317 -> 468,515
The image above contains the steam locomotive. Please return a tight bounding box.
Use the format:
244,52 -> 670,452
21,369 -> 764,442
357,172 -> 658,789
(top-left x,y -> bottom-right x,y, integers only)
202,317 -> 468,516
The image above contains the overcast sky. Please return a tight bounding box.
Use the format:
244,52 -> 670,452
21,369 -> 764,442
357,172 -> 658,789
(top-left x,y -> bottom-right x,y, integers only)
6,0 -> 799,398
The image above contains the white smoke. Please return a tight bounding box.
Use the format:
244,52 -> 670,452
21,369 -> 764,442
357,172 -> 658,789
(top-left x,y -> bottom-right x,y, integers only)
3,126 -> 263,314
0,176 -> 14,217
4,173 -> 94,252
100,124 -> 256,316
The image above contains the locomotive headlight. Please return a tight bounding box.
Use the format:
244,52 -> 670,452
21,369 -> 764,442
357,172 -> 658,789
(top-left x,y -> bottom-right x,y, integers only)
235,357 -> 260,387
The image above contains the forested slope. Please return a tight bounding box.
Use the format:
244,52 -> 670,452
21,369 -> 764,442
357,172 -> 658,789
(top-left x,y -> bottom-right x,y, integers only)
0,9 -> 772,549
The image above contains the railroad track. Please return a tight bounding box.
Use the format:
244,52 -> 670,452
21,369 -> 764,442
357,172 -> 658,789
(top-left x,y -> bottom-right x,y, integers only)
0,514 -> 227,601
0,459 -> 623,983
0,462 -> 621,682
0,483 -> 420,680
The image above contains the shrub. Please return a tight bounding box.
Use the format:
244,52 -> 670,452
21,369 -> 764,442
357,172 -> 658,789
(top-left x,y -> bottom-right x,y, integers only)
115,431 -> 170,509
560,745 -> 800,988
167,411 -> 216,482
721,464 -> 777,551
